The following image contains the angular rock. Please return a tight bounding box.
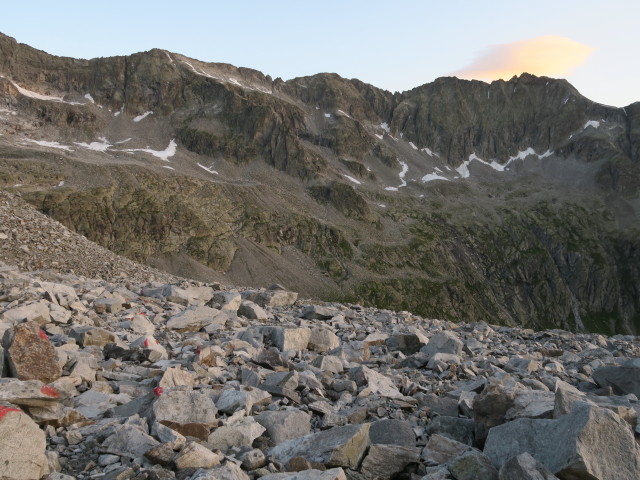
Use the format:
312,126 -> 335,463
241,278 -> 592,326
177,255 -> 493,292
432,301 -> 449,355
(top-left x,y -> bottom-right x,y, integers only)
498,453 -> 559,480
238,301 -> 268,320
152,389 -> 218,439
421,434 -> 472,466
301,305 -> 340,320
448,450 -> 498,480
121,314 -> 156,335
473,379 -> 519,446
368,419 -> 415,447
359,444 -> 420,479
385,331 -> 428,355
259,469 -> 346,480
271,327 -> 311,352
244,290 -> 298,308
349,365 -> 405,399
39,282 -> 79,307
505,390 -> 555,421
421,331 -> 463,357
145,444 -> 175,466
4,321 -> 62,383
0,406 -> 50,480
216,387 -> 272,414
308,327 -> 340,353
504,356 -> 540,374
311,355 -> 343,374
151,421 -> 187,450
166,306 -> 226,332
188,462 -> 249,480
425,416 -> 474,446
143,285 -> 214,306
269,423 -> 371,469
102,424 -> 160,458
130,334 -> 169,361
212,292 -> 241,312
158,367 -> 196,388
207,416 -> 265,452
484,403 -> 640,479
255,409 -> 312,444
593,359 -> 640,396
239,448 -> 266,470
174,441 -> 222,470
1,300 -> 51,325
94,298 -> 122,314
69,326 -> 117,347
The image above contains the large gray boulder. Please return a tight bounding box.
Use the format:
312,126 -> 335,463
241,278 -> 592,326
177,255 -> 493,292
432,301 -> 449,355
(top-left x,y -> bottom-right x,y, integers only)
359,444 -> 420,479
259,469 -> 346,480
268,423 -> 371,469
255,409 -> 312,444
166,306 -> 226,332
3,321 -> 61,383
498,453 -> 559,480
420,331 -> 463,357
151,389 -> 218,440
349,365 -> 406,399
484,404 -> 640,479
448,450 -> 498,480
0,406 -> 50,479
207,416 -> 265,452
102,424 -> 160,458
473,379 -> 519,446
593,358 -> 640,396
1,300 -> 51,325
271,327 -> 311,352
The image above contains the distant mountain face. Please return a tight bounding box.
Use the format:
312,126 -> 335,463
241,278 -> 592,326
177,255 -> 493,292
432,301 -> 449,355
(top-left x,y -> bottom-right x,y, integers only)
1,32 -> 639,334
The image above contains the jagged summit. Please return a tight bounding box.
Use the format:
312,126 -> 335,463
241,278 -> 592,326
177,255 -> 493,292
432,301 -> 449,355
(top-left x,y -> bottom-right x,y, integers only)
1,32 -> 640,334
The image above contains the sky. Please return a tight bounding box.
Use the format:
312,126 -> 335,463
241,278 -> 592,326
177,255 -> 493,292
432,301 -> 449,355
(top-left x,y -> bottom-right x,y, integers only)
1,0 -> 638,107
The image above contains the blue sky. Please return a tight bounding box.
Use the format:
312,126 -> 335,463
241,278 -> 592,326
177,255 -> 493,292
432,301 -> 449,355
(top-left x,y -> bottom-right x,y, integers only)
2,0 -> 638,106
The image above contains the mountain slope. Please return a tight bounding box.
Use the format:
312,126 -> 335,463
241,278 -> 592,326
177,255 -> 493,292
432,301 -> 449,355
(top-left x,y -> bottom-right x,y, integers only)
1,32 -> 639,334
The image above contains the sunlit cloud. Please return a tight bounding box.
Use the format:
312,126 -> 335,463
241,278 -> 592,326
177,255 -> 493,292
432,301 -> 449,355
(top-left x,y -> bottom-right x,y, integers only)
452,35 -> 595,81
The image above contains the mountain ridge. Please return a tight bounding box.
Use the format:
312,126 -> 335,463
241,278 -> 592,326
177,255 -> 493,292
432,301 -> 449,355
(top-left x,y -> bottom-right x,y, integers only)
1,32 -> 639,334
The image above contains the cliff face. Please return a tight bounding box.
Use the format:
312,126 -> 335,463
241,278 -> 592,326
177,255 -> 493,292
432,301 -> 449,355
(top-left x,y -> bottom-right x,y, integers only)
1,32 -> 639,334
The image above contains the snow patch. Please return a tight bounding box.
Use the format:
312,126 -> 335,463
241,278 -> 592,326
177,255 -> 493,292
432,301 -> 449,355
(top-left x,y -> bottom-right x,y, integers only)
409,142 -> 418,150
197,163 -> 219,175
27,139 -> 73,151
337,109 -> 352,119
57,181 -> 65,187
378,204 -> 386,208
455,161 -> 470,178
75,137 -> 112,152
162,166 -> 175,170
455,148 -> 554,178
324,113 -> 332,118
133,111 -> 153,122
421,173 -> 450,183
584,120 -> 600,129
121,140 -> 177,161
384,187 -> 398,191
398,161 -> 408,187
182,61 -> 220,81
6,78 -> 63,102
374,134 -> 384,140
380,123 -> 390,133
342,175 -> 361,185
421,147 -> 440,158
84,93 -> 95,104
